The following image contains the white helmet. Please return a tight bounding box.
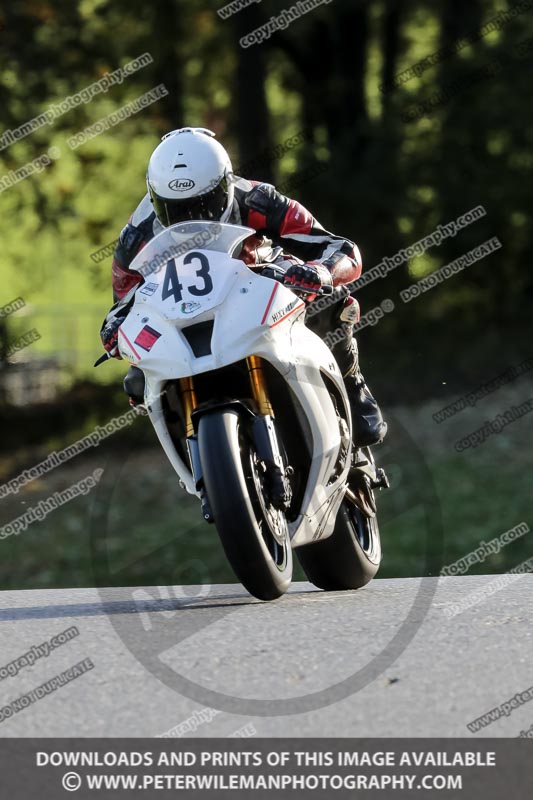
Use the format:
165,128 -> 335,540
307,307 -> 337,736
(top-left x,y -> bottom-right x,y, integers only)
146,127 -> 234,227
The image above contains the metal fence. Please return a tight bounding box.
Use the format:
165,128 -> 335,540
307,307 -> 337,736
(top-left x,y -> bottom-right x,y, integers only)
20,304 -> 105,367
2,305 -> 106,405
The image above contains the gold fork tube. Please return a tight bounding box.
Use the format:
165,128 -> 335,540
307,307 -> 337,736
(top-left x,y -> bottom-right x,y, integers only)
179,376 -> 197,437
247,355 -> 274,417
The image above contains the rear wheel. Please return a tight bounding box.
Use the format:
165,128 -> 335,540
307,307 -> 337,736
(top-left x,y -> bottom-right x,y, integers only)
297,451 -> 381,591
198,410 -> 292,601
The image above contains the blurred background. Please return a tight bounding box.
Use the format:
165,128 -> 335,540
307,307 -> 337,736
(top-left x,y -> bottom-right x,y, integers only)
0,0 -> 531,591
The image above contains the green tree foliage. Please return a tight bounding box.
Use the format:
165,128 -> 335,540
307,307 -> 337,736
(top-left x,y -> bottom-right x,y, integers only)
0,0 -> 531,389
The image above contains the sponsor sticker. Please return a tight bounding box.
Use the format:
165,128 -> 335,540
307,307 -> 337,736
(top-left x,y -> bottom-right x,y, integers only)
134,325 -> 161,352
139,283 -> 158,296
271,298 -> 298,323
168,178 -> 195,191
181,301 -> 202,315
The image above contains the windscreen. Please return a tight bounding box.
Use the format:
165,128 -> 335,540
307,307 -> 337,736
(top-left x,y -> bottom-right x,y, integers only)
128,221 -> 255,280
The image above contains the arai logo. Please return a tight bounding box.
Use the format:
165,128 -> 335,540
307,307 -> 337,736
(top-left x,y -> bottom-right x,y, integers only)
181,301 -> 202,314
168,178 -> 195,192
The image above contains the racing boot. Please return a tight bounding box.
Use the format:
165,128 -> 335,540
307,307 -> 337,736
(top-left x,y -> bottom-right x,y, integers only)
335,331 -> 387,448
343,368 -> 388,447
306,291 -> 387,447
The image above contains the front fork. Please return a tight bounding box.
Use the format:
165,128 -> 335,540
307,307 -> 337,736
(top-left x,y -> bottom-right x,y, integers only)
246,358 -> 292,511
180,357 -> 292,523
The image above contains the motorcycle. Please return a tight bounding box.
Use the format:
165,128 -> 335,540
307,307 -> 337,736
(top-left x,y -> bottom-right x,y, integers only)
96,221 -> 388,601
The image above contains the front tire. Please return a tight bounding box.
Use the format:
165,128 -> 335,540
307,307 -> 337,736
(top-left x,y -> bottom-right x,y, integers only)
198,410 -> 293,601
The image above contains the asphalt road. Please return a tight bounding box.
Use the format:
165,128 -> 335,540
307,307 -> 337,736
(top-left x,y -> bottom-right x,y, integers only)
0,576 -> 532,737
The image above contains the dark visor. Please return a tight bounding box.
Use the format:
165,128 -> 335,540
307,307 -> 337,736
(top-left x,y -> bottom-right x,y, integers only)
151,180 -> 228,227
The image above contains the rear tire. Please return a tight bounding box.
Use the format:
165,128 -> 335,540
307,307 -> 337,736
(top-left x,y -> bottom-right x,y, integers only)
198,410 -> 292,601
297,483 -> 381,591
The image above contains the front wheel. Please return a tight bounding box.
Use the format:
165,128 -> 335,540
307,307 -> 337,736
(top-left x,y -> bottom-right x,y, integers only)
198,410 -> 293,601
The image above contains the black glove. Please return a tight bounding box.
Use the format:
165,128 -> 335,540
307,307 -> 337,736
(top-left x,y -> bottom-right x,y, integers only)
100,318 -> 122,358
283,261 -> 333,293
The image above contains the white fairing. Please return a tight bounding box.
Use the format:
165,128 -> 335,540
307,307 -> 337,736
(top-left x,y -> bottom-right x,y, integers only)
118,222 -> 350,547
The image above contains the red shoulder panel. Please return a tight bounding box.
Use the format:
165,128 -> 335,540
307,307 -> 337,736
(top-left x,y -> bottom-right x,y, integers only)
279,200 -> 313,236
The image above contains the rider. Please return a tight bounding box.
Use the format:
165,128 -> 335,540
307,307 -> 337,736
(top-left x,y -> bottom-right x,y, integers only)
100,127 -> 387,447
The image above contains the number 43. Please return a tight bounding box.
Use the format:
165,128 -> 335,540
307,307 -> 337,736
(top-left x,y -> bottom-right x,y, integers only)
162,252 -> 213,303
